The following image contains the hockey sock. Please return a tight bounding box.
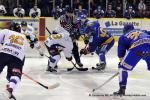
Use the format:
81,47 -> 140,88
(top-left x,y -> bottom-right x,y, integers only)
8,76 -> 20,91
99,53 -> 106,63
119,68 -> 128,88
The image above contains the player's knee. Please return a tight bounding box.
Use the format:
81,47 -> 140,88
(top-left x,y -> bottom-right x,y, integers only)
6,70 -> 22,82
49,49 -> 60,56
10,68 -> 22,79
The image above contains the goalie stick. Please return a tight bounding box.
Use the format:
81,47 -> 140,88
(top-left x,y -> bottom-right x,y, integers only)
22,73 -> 60,90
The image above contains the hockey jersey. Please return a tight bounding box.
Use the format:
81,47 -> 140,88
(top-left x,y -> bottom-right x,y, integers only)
81,20 -> 114,52
44,27 -> 73,58
118,29 -> 150,59
21,25 -> 36,41
0,29 -> 28,60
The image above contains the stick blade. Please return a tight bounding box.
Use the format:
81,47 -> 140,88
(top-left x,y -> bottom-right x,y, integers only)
48,83 -> 60,90
67,67 -> 74,71
77,68 -> 88,71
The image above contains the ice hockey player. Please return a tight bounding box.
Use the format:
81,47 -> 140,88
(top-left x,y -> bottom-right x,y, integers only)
44,27 -> 73,72
59,7 -> 83,67
0,22 -> 28,100
21,21 -> 43,56
114,24 -> 150,96
79,15 -> 115,70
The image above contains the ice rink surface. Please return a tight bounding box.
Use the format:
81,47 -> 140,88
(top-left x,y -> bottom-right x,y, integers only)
0,42 -> 150,100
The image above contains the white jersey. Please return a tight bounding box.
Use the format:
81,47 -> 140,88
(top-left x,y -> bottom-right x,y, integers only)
13,8 -> 25,17
45,28 -> 73,58
21,25 -> 36,41
0,29 -> 28,61
0,4 -> 7,15
29,8 -> 41,18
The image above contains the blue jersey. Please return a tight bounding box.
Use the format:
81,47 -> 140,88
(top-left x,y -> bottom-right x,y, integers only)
81,20 -> 114,52
123,10 -> 136,19
118,29 -> 150,58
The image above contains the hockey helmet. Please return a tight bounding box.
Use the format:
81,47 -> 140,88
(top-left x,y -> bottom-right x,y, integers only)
123,24 -> 134,33
9,22 -> 21,32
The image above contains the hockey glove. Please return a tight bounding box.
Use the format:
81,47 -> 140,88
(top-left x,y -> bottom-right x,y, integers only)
30,42 -> 34,49
80,48 -> 89,55
26,35 -> 31,40
84,39 -> 89,44
66,56 -> 72,61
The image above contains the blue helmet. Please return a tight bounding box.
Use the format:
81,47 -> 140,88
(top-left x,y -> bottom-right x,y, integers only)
123,24 -> 134,33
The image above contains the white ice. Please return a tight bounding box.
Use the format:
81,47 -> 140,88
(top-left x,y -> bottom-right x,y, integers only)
0,42 -> 150,100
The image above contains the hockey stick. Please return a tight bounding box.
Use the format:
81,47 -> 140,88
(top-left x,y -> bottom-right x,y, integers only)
67,45 -> 88,71
66,54 -> 82,71
46,27 -> 52,35
92,72 -> 119,92
22,73 -> 60,90
68,60 -> 88,71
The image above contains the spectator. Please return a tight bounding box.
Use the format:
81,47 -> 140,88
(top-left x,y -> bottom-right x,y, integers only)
138,0 -> 146,17
29,5 -> 41,18
115,0 -> 123,17
3,0 -> 17,16
0,1 -> 7,16
13,5 -> 25,17
74,4 -> 88,17
20,0 -> 35,16
39,0 -> 53,16
105,4 -> 116,18
52,6 -> 63,19
132,0 -> 139,11
93,6 -> 104,19
124,6 -> 136,19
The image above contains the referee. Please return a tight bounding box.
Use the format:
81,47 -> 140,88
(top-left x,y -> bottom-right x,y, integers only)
59,7 -> 83,67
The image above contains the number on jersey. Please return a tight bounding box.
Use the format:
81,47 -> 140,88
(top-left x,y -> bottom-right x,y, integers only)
51,34 -> 62,39
126,31 -> 142,40
9,35 -> 24,45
